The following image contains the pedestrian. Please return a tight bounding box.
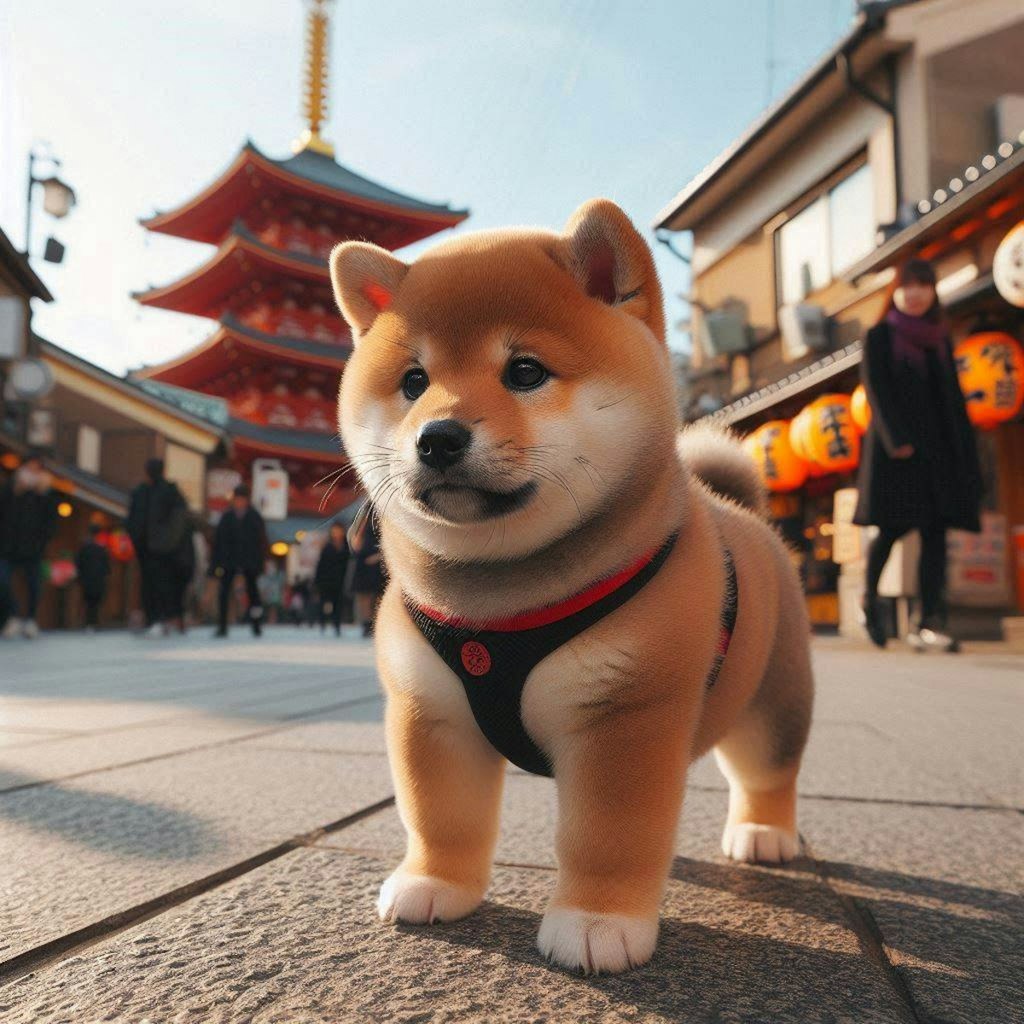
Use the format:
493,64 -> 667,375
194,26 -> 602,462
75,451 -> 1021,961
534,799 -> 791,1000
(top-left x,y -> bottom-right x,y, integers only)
286,579 -> 306,625
126,458 -> 189,636
349,512 -> 383,638
0,453 -> 58,639
258,559 -> 285,624
854,258 -> 981,652
315,521 -> 349,636
209,484 -> 267,638
167,511 -> 197,634
75,524 -> 111,632
187,528 -> 211,624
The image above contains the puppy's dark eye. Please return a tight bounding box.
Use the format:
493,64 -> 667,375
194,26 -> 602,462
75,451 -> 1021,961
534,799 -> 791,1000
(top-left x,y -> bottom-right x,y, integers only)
401,368 -> 429,401
505,357 -> 549,392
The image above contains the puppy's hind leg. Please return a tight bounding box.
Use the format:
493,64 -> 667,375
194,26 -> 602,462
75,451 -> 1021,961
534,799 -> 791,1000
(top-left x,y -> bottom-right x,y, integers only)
715,590 -> 813,865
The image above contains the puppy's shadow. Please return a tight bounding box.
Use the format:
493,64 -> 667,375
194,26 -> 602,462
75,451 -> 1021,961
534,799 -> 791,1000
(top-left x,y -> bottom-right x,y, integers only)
407,895 -> 919,1022
407,855 -> 1011,1021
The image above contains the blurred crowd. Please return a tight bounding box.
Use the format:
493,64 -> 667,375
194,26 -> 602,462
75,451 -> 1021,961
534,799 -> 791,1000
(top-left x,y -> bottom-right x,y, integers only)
0,453 -> 382,641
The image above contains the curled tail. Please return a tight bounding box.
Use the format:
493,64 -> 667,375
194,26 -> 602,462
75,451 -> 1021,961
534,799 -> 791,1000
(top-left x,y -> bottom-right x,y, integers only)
676,421 -> 767,517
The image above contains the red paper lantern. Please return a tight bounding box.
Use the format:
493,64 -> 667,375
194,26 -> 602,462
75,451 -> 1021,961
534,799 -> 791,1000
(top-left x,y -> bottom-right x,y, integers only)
743,420 -> 808,493
801,394 -> 860,474
107,530 -> 135,563
954,332 -> 1024,430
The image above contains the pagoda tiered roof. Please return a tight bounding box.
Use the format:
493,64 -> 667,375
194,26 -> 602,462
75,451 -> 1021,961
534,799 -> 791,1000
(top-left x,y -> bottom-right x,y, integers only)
137,315 -> 349,387
140,141 -> 467,249
229,417 -> 345,460
134,223 -> 332,318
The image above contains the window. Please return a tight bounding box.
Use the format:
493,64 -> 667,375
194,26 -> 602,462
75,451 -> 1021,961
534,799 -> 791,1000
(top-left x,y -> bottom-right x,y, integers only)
829,165 -> 875,275
776,163 -> 875,306
77,425 -> 100,474
777,198 -> 830,306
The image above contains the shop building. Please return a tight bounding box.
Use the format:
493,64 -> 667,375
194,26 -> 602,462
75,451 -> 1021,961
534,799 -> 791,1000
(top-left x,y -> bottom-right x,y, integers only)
2,337 -> 230,630
653,0 -> 1024,631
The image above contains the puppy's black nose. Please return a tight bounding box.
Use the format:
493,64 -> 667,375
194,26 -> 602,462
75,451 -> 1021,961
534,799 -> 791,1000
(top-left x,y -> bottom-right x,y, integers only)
416,419 -> 472,470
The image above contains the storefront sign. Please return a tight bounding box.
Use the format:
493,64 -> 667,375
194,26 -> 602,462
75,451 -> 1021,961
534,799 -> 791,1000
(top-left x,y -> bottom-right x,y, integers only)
993,220 -> 1024,308
7,358 -> 54,400
0,296 -> 26,359
286,527 -> 326,583
252,458 -> 289,521
947,512 -> 1010,607
831,488 -> 862,565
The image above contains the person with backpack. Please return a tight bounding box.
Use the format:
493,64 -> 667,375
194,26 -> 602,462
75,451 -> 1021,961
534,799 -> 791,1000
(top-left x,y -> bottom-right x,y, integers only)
126,458 -> 188,637
209,484 -> 267,638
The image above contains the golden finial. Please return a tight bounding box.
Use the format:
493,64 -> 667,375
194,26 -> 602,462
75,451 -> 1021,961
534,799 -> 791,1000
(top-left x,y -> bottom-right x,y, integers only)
293,0 -> 335,157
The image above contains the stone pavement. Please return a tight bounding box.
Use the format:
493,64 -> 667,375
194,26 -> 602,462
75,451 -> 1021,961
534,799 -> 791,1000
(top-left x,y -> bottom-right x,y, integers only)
0,627 -> 1020,1023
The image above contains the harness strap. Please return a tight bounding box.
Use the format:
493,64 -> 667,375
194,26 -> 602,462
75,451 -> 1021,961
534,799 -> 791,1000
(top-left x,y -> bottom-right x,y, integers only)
405,533 -> 738,777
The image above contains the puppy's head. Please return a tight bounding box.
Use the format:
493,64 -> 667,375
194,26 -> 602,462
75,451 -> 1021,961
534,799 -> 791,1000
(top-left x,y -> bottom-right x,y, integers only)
331,199 -> 677,563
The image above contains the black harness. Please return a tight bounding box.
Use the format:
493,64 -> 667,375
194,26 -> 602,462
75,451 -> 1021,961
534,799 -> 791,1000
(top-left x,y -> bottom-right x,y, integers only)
405,534 -> 738,777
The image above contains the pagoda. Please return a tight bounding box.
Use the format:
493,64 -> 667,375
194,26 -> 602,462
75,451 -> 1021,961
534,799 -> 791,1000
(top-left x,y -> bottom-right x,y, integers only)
135,0 -> 467,525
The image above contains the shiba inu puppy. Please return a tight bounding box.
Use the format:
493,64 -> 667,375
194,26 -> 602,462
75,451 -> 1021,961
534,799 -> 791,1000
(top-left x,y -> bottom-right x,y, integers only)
329,199 -> 813,974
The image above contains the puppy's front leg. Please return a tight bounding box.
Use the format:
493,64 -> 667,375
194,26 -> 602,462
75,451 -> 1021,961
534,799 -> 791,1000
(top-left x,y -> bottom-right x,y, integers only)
539,692 -> 695,973
378,680 -> 505,926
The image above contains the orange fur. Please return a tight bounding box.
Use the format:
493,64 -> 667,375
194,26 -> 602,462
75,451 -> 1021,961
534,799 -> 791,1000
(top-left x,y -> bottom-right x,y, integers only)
330,199 -> 814,973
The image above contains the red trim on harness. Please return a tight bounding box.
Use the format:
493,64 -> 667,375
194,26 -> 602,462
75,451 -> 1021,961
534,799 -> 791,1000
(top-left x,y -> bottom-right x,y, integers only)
415,543 -> 664,633
717,625 -> 732,655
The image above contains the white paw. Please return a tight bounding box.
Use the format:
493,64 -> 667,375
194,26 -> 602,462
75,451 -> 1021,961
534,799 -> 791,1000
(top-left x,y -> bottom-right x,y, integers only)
722,822 -> 800,863
537,906 -> 657,974
377,870 -> 482,925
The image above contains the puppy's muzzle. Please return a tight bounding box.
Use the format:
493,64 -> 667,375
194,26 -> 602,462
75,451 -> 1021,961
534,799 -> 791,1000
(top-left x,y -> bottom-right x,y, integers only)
416,419 -> 471,471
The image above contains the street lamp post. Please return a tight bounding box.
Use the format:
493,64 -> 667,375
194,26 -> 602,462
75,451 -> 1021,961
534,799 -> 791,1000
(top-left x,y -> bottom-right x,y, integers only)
25,147 -> 76,263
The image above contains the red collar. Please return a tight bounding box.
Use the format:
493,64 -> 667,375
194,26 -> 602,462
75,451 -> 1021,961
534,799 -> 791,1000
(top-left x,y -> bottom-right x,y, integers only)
415,539 -> 669,633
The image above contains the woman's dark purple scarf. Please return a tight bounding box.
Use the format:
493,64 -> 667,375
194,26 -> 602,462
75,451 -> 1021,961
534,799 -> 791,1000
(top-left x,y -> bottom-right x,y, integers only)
885,308 -> 948,370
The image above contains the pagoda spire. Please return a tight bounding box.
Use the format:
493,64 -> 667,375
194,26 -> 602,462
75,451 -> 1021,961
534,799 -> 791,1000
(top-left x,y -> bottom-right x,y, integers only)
292,0 -> 335,157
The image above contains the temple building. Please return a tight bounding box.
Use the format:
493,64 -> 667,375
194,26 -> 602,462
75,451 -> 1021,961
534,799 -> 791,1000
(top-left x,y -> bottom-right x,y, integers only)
134,0 -> 467,530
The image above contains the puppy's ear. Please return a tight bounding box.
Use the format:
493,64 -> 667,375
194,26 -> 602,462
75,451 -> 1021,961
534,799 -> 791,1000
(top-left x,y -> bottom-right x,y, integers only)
561,199 -> 665,343
329,241 -> 409,341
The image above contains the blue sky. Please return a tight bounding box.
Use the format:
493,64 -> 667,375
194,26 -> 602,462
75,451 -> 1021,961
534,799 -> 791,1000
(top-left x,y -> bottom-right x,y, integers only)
1,0 -> 854,375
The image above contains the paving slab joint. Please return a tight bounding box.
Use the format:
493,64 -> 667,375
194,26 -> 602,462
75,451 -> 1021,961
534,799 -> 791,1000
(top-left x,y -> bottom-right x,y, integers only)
0,795 -> 396,988
804,837 -> 928,1024
0,692 -> 383,798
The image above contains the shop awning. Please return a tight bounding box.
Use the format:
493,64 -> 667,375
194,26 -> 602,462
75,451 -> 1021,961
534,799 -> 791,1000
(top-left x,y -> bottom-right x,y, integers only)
842,141 -> 1024,282
713,341 -> 863,427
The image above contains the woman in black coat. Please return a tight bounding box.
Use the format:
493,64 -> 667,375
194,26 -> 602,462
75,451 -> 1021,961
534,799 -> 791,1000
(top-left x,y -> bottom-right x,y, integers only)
854,259 -> 980,651
315,521 -> 349,635
349,512 -> 383,638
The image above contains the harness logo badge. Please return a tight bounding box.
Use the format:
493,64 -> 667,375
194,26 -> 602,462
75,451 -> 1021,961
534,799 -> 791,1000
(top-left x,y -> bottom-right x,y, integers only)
460,640 -> 492,677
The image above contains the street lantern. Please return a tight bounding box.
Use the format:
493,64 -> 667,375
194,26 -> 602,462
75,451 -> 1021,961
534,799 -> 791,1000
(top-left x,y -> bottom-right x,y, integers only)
43,237 -> 66,265
39,175 -> 76,218
25,147 -> 76,262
